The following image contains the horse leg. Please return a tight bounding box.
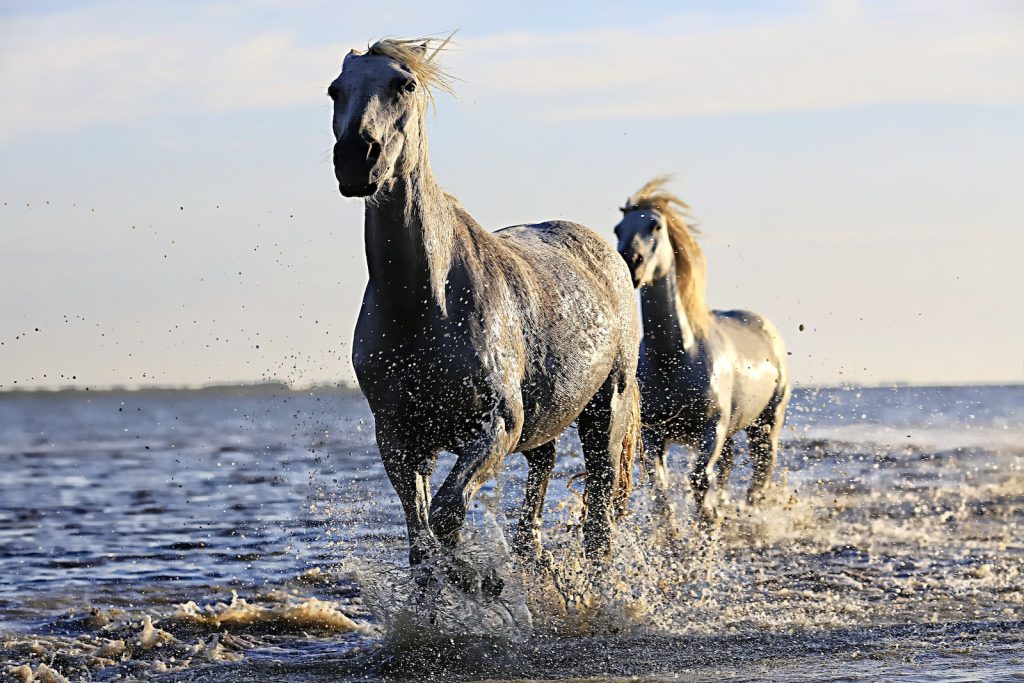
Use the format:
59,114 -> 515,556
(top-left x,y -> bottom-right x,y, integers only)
643,430 -> 669,490
425,416 -> 516,596
643,430 -> 675,515
378,433 -> 437,568
642,430 -> 689,544
690,420 -> 726,527
717,436 -> 735,494
513,441 -> 557,561
577,371 -> 633,559
429,417 -> 515,550
746,391 -> 789,505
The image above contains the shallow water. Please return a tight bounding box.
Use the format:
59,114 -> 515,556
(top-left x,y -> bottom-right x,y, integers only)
0,385 -> 1021,682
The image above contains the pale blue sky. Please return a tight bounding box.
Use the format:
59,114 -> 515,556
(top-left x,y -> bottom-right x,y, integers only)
1,0 -> 1022,388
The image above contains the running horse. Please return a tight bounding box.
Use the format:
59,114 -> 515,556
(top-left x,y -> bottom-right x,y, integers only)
328,37 -> 641,589
614,177 -> 790,523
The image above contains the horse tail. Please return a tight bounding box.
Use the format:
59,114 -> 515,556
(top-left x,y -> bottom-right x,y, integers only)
613,379 -> 643,520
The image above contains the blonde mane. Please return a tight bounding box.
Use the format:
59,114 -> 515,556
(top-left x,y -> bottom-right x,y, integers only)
366,34 -> 456,110
624,176 -> 710,335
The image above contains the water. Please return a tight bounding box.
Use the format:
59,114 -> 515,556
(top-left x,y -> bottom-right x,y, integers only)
0,385 -> 1021,681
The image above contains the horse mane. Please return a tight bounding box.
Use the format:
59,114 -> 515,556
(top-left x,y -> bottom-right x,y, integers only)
366,35 -> 456,111
624,176 -> 710,335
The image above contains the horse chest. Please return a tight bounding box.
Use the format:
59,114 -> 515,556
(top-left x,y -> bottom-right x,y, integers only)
352,310 -> 498,433
639,347 -> 718,431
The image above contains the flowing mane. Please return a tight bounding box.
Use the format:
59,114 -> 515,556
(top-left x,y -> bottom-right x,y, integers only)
365,35 -> 456,110
624,176 -> 710,335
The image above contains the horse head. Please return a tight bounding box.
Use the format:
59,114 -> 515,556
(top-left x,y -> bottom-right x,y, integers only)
615,176 -> 710,333
614,204 -> 675,288
328,38 -> 452,198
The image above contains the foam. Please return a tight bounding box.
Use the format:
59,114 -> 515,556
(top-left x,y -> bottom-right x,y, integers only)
0,586 -> 367,681
173,590 -> 366,633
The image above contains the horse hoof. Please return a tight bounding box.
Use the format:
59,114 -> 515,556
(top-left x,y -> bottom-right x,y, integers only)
537,550 -> 556,573
481,570 -> 504,598
412,563 -> 438,592
697,506 -> 721,531
437,556 -> 503,597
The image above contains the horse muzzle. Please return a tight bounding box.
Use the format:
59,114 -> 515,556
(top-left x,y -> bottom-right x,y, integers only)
622,251 -> 646,289
333,134 -> 383,197
338,181 -> 380,198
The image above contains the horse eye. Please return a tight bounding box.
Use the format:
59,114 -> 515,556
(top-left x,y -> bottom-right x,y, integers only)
649,219 -> 661,230
402,79 -> 417,93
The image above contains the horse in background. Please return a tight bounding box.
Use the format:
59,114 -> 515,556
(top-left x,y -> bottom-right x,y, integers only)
614,177 -> 790,524
328,37 -> 641,592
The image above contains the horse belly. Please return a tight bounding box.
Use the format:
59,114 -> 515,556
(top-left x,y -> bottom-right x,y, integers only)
729,363 -> 781,428
517,339 -> 620,450
725,348 -> 783,430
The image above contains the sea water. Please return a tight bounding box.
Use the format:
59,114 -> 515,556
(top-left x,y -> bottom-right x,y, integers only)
0,385 -> 1021,681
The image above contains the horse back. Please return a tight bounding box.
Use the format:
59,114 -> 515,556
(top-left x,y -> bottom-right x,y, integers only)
485,221 -> 640,443
494,221 -> 634,298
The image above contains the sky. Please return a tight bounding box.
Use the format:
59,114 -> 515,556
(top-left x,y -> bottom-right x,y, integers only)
1,0 -> 1022,389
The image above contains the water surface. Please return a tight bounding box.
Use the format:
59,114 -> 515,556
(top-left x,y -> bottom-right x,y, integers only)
0,385 -> 1021,681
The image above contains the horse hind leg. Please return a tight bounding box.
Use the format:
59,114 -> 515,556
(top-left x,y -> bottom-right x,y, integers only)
576,369 -> 637,560
745,391 -> 789,505
512,440 -> 557,561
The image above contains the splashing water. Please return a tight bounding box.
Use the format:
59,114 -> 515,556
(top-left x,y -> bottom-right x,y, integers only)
0,385 -> 1022,680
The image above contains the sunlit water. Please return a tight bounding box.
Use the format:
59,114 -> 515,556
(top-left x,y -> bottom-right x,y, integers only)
0,385 -> 1021,682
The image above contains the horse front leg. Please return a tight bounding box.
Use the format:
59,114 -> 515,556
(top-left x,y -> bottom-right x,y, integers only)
378,432 -> 438,568
577,372 -> 635,560
642,430 -> 685,541
427,416 -> 516,596
642,429 -> 671,500
690,420 -> 727,528
643,430 -> 669,490
429,416 -> 516,549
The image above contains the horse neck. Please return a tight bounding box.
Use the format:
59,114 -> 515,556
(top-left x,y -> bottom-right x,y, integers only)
363,135 -> 458,321
639,264 -> 699,356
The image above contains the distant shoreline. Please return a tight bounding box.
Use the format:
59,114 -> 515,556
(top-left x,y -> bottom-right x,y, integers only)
0,380 -> 1021,397
0,381 -> 364,398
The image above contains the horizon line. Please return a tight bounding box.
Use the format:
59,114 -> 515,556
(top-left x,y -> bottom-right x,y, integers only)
1,378 -> 1022,397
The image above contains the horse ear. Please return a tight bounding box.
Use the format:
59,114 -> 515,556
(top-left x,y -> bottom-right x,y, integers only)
413,42 -> 429,57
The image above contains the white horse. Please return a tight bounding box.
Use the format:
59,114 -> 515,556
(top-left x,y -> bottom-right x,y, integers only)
329,37 -> 641,592
614,177 -> 791,524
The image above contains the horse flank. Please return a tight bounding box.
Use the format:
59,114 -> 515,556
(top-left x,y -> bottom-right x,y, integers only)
624,176 -> 710,335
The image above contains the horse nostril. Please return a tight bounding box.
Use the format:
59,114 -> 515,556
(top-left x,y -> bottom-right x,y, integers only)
367,141 -> 381,163
632,252 -> 644,265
